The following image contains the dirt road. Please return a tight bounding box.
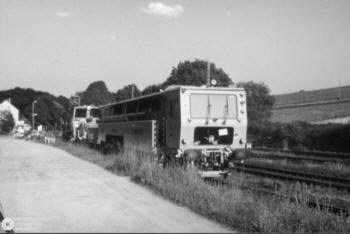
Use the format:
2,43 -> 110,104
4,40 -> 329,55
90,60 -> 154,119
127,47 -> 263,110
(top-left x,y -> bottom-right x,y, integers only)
0,137 -> 231,232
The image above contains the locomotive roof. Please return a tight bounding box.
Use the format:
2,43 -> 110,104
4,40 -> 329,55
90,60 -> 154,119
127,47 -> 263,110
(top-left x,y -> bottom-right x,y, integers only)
99,85 -> 245,108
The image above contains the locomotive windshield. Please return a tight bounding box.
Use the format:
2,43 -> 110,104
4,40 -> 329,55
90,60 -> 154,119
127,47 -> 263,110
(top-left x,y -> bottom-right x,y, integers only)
190,94 -> 237,119
90,108 -> 100,118
75,108 -> 87,118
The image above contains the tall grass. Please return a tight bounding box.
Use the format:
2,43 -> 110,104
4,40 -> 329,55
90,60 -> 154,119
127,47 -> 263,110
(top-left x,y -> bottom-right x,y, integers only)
53,140 -> 349,233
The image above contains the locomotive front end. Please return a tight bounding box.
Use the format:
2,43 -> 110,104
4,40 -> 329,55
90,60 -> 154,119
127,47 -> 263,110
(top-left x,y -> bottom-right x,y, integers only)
178,86 -> 248,177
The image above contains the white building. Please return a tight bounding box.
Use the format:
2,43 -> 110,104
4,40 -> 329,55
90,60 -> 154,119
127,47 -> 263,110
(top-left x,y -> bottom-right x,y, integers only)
0,99 -> 19,125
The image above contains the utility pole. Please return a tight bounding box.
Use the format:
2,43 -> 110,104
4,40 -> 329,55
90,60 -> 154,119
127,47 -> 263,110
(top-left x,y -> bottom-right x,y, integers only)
206,60 -> 210,87
338,80 -> 342,100
131,85 -> 134,99
32,100 -> 37,130
194,57 -> 211,86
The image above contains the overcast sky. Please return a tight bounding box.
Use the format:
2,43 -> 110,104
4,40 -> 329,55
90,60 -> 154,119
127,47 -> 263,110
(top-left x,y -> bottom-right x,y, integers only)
1,0 -> 349,97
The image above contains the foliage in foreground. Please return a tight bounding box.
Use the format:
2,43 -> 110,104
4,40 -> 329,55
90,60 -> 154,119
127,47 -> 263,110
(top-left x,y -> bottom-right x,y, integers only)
53,141 -> 349,233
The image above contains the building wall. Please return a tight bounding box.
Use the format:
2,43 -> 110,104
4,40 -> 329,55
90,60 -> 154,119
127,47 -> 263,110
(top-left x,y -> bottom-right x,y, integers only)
0,100 -> 19,125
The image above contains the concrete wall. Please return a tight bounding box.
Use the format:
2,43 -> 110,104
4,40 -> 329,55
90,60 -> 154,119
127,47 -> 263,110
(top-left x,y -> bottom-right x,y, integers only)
271,100 -> 350,123
271,85 -> 350,123
274,86 -> 350,107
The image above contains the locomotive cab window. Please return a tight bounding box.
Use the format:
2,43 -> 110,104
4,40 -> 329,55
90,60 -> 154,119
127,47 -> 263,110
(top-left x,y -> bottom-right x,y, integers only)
151,98 -> 161,112
112,104 -> 123,115
75,108 -> 87,118
190,94 -> 237,119
139,98 -> 152,112
90,109 -> 100,118
127,101 -> 138,113
194,127 -> 234,145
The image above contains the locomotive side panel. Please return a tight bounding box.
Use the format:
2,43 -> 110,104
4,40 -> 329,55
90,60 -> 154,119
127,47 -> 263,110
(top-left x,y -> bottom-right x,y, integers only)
164,89 -> 181,151
98,120 -> 157,154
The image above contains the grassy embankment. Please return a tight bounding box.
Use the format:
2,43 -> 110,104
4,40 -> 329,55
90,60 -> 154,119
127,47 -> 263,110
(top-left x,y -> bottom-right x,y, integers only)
52,139 -> 349,233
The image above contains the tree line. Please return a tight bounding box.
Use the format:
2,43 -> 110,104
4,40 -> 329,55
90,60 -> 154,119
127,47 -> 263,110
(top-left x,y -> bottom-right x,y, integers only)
0,59 -> 274,131
76,59 -> 274,127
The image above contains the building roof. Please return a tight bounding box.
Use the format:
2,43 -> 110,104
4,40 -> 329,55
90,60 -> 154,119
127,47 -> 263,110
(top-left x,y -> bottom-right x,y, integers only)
0,99 -> 18,112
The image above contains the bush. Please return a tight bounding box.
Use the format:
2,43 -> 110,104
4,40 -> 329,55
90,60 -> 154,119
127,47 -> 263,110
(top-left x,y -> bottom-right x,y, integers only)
306,124 -> 350,152
249,121 -> 350,153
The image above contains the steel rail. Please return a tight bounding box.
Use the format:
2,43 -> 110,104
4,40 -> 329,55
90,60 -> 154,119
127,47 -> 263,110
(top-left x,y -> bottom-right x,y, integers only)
207,178 -> 350,216
253,147 -> 350,159
251,150 -> 350,164
232,162 -> 350,191
240,185 -> 350,216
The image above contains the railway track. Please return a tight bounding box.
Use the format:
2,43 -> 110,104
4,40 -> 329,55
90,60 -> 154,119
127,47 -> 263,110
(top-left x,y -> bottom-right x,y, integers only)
232,162 -> 350,191
229,162 -> 350,216
240,184 -> 350,216
207,175 -> 350,217
251,147 -> 350,164
254,147 -> 350,158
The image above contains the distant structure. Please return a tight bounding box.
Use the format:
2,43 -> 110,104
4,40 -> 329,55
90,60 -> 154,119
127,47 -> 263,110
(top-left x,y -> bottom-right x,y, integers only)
271,85 -> 350,124
0,98 -> 19,125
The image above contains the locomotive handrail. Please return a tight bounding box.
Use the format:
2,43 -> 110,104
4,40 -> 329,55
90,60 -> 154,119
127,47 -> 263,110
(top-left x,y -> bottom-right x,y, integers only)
98,112 -> 148,122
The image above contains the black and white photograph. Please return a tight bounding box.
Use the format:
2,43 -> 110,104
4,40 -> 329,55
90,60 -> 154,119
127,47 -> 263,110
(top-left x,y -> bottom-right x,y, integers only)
0,0 -> 350,233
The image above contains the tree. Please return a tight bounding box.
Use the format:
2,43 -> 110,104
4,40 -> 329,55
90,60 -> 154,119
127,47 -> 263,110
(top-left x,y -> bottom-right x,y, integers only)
35,94 -> 67,129
0,87 -> 73,129
142,84 -> 162,95
0,87 -> 47,121
162,60 -> 233,88
237,81 -> 275,125
114,84 -> 141,101
0,110 -> 15,134
81,81 -> 115,105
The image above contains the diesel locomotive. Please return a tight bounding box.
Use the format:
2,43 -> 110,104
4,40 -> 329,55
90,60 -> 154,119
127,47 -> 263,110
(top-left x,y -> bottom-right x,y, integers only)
72,85 -> 249,177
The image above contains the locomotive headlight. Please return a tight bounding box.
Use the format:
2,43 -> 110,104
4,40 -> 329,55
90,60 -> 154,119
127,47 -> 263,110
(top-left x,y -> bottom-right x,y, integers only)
74,121 -> 79,127
246,142 -> 252,149
182,138 -> 188,144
